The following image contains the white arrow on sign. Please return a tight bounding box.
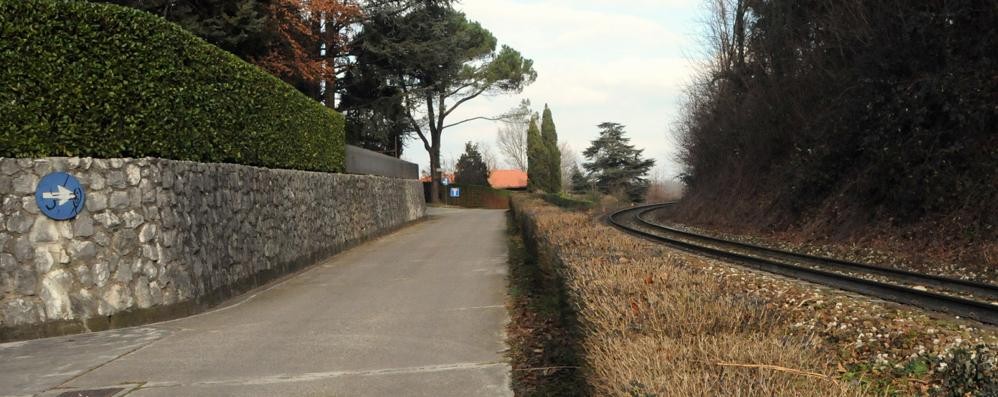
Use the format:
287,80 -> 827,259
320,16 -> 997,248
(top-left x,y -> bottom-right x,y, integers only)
42,185 -> 77,206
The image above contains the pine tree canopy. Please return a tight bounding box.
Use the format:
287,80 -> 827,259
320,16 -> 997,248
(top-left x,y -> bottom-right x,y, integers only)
455,142 -> 490,186
582,122 -> 655,202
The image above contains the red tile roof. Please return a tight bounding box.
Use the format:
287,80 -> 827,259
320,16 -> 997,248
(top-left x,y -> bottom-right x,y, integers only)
488,169 -> 528,189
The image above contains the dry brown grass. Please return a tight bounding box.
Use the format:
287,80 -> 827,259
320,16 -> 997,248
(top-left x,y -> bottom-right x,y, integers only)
513,194 -> 867,396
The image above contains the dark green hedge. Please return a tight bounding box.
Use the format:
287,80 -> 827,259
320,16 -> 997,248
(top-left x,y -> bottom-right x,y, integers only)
0,0 -> 344,172
542,193 -> 593,211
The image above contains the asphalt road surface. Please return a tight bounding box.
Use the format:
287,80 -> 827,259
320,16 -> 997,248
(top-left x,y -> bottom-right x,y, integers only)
0,208 -> 512,397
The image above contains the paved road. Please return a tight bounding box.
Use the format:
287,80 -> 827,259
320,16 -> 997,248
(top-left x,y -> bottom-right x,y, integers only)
0,208 -> 512,397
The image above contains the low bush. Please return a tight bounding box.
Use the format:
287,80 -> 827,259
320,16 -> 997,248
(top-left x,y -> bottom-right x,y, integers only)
542,192 -> 594,210
0,0 -> 344,172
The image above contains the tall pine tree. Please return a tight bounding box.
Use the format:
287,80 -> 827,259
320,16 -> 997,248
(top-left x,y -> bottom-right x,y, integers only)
540,104 -> 561,193
582,122 -> 656,202
526,115 -> 546,191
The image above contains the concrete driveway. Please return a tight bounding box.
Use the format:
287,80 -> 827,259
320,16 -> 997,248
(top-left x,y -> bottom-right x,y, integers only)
0,208 -> 512,397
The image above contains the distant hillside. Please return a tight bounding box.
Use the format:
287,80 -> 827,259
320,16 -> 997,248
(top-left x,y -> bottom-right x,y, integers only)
673,1 -> 997,264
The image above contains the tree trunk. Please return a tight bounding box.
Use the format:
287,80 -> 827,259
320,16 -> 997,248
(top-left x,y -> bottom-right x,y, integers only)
429,144 -> 441,204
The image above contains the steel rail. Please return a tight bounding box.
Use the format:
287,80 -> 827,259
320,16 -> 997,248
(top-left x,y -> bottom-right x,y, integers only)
634,204 -> 998,301
608,204 -> 998,325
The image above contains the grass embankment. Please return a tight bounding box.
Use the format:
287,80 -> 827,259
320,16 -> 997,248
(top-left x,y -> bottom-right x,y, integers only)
510,194 -> 998,396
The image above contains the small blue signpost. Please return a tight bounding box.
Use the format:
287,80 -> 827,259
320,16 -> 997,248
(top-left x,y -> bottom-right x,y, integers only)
449,187 -> 461,198
35,172 -> 86,220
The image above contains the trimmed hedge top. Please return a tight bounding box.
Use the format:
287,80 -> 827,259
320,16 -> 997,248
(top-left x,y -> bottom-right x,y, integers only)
0,0 -> 345,172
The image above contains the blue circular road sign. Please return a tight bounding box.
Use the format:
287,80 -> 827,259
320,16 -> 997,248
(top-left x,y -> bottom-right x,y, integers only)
35,172 -> 86,220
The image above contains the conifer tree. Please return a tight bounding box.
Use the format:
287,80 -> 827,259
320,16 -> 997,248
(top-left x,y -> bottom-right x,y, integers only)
582,122 -> 656,202
526,116 -> 546,191
540,105 -> 561,193
569,165 -> 589,195
455,142 -> 490,186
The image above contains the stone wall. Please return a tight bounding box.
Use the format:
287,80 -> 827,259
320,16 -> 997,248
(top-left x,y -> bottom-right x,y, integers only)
0,158 -> 425,340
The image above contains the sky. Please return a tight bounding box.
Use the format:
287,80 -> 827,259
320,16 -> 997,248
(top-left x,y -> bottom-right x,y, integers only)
399,0 -> 710,180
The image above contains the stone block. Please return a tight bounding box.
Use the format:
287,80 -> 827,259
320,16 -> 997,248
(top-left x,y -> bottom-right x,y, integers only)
93,262 -> 110,287
148,280 -> 164,306
126,164 -> 142,186
87,173 -> 106,190
94,212 -> 120,228
70,289 -> 98,319
13,267 -> 37,295
0,175 -> 11,194
93,231 -> 110,247
33,249 -> 55,274
14,237 -> 33,261
72,213 -> 95,237
107,170 -> 126,189
109,191 -> 129,209
74,264 -> 93,288
29,217 -> 63,243
6,212 -> 33,234
140,180 -> 156,203
128,189 -> 142,208
113,259 -> 133,284
134,277 -> 153,309
121,211 -> 144,229
86,191 -> 108,212
0,253 -> 15,272
12,174 -> 37,194
98,283 -> 133,316
40,269 -> 74,320
141,260 -> 158,279
138,224 -> 157,243
2,197 -> 18,212
32,159 -> 52,175
111,229 -> 137,256
21,196 -> 39,215
0,159 -> 19,176
70,241 -> 97,261
0,298 -> 45,327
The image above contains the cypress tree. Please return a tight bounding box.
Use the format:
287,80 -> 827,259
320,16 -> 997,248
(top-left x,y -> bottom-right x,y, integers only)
540,104 -> 561,193
526,115 -> 546,191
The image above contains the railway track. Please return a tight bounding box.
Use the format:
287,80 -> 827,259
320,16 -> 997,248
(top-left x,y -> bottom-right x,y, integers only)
608,203 -> 998,325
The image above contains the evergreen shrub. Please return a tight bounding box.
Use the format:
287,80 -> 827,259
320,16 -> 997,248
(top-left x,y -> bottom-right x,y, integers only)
0,0 -> 345,172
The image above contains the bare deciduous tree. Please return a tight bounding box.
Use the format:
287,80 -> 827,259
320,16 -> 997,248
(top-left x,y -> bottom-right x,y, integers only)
477,141 -> 499,172
559,142 -> 578,189
495,101 -> 532,170
496,122 -> 527,170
